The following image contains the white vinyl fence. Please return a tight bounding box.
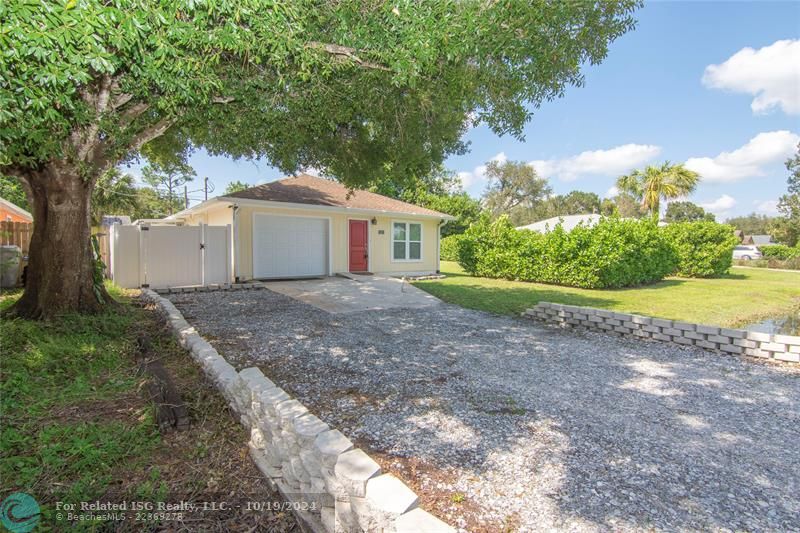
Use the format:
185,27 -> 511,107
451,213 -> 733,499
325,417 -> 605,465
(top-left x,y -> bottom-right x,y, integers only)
110,224 -> 232,289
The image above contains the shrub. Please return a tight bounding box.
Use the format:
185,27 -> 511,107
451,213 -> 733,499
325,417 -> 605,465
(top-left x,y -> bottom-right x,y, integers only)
661,221 -> 738,277
760,244 -> 800,260
736,257 -> 800,270
440,234 -> 462,262
456,216 -> 676,289
784,256 -> 800,270
456,215 -> 527,278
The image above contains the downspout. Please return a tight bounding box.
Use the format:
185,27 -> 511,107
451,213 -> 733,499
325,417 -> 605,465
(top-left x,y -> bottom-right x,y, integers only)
231,204 -> 240,283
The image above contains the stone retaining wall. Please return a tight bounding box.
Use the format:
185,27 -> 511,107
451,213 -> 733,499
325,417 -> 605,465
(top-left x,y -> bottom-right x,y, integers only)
153,282 -> 266,294
140,289 -> 452,533
523,302 -> 800,364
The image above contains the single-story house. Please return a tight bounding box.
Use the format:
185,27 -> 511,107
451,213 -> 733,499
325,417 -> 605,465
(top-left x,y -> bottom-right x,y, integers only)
517,213 -> 602,233
0,197 -> 33,223
168,174 -> 454,281
742,234 -> 773,246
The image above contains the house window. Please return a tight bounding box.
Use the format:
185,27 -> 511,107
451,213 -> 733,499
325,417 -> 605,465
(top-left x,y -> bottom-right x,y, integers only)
392,222 -> 422,261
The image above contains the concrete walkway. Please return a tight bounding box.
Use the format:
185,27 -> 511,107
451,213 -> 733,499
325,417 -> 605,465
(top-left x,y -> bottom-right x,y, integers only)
262,275 -> 441,313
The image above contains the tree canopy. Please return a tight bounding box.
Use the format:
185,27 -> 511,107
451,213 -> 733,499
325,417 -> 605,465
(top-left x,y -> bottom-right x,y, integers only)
0,175 -> 29,211
483,160 -> 552,226
91,168 -> 138,225
532,190 -> 601,221
664,201 -> 714,223
601,192 -> 646,218
724,213 -> 777,235
224,181 -> 250,195
0,0 -> 640,318
370,165 -> 482,236
141,161 -> 195,215
2,0 -> 640,185
771,143 -> 800,245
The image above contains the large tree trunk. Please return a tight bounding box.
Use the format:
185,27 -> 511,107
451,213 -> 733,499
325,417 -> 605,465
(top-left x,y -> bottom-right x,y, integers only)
6,162 -> 112,319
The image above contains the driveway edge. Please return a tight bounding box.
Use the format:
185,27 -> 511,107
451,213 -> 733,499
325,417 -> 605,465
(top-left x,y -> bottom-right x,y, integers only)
140,289 -> 454,533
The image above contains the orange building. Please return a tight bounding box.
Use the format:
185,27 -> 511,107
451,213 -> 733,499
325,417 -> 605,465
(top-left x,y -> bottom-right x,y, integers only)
0,197 -> 33,223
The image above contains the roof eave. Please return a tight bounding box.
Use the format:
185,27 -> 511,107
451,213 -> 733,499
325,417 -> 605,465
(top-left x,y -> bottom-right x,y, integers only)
218,196 -> 455,220
0,197 -> 33,220
166,197 -> 230,220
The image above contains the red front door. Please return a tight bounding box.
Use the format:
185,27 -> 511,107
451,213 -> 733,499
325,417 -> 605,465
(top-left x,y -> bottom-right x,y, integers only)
349,220 -> 369,272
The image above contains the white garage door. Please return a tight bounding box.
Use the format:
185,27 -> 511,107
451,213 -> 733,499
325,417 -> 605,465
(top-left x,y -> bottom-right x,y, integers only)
253,214 -> 329,278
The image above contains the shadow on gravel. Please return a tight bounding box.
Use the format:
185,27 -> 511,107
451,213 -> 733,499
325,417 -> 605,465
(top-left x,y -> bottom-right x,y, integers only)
169,289 -> 800,532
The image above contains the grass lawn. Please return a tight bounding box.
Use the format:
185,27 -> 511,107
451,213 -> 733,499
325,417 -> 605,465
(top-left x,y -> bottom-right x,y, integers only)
0,285 -> 295,531
415,261 -> 800,328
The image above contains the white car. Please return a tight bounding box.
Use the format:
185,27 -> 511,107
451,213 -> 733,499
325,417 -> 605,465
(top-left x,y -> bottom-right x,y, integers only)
732,245 -> 762,260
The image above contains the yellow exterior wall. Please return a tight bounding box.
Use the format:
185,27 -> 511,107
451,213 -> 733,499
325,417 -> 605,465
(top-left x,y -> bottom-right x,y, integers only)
184,204 -> 233,226
235,205 -> 441,280
367,216 -> 440,275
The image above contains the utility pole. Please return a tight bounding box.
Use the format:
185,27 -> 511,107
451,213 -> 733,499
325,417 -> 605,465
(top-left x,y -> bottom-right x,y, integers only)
184,185 -> 188,209
204,177 -> 209,201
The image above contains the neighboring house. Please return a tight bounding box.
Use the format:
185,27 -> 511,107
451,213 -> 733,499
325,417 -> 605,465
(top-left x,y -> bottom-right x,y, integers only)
100,215 -> 131,227
168,174 -> 454,280
741,234 -> 773,246
0,197 -> 32,223
517,213 -> 602,233
750,235 -> 773,246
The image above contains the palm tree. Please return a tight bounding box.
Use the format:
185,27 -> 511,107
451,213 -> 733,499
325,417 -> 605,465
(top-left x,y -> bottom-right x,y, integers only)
91,168 -> 139,225
616,162 -> 700,220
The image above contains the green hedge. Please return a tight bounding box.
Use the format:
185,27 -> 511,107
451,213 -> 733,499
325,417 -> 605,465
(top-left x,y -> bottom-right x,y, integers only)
661,221 -> 738,277
735,257 -> 800,270
760,244 -> 800,260
440,234 -> 461,262
456,216 -> 677,289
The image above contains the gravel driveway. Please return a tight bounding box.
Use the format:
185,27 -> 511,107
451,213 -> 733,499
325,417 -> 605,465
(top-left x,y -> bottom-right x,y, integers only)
170,289 -> 800,532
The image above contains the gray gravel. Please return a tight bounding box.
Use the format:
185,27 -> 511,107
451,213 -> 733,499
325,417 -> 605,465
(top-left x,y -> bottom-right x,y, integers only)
170,289 -> 800,532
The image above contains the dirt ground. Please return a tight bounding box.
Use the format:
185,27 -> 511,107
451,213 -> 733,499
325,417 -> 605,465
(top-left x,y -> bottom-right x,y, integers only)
102,301 -> 300,532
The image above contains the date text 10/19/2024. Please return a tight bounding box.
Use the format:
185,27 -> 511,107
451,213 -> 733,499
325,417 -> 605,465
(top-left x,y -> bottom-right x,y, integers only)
55,500 -> 317,514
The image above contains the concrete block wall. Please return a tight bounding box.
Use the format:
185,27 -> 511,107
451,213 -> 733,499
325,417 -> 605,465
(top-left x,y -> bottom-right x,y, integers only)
523,302 -> 800,364
140,289 -> 453,533
153,282 -> 266,295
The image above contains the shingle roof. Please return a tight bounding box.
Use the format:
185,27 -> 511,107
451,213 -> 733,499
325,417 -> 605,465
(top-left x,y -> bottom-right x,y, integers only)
223,174 -> 452,218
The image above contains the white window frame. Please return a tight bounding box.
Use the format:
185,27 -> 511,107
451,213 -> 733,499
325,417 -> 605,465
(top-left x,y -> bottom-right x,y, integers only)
391,220 -> 423,263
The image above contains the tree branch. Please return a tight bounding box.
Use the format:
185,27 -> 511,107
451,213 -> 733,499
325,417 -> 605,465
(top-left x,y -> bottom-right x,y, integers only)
72,75 -> 115,161
306,41 -> 391,72
0,164 -> 32,180
111,92 -> 134,110
118,102 -> 150,127
89,117 -> 176,177
129,117 -> 177,153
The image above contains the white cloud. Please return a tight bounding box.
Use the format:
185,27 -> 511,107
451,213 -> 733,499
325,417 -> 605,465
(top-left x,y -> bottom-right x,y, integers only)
699,194 -> 737,213
457,152 -> 507,194
754,199 -> 779,215
529,144 -> 661,182
702,39 -> 800,115
604,186 -> 619,198
685,130 -> 800,182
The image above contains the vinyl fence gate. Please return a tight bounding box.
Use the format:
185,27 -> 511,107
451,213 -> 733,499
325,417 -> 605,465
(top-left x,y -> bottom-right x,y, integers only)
110,224 -> 232,289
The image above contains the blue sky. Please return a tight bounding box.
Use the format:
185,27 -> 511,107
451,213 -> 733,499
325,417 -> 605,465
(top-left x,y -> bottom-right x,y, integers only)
126,1 -> 800,220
